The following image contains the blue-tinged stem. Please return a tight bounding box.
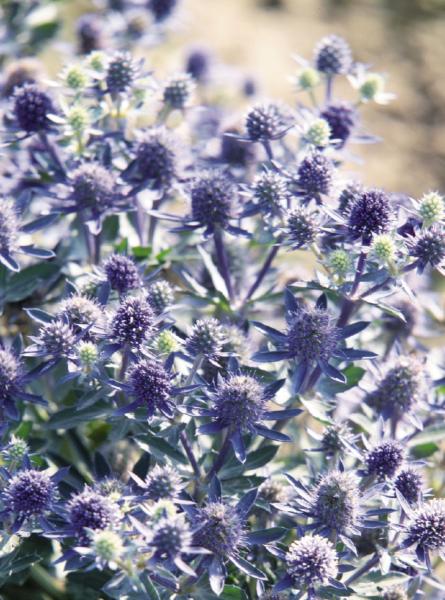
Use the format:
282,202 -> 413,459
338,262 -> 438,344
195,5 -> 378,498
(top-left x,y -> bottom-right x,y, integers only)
206,435 -> 231,481
344,553 -> 379,585
214,228 -> 233,300
244,242 -> 280,304
39,132 -> 66,179
262,139 -> 274,161
180,431 -> 201,479
325,75 -> 334,105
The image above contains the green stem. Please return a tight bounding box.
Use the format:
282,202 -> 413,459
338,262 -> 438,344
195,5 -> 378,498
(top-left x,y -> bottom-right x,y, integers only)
30,564 -> 68,600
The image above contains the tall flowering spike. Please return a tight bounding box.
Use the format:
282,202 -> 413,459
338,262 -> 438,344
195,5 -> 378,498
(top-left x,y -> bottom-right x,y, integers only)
410,225 -> 445,271
286,534 -> 338,589
365,356 -> 425,420
285,207 -> 318,249
245,102 -> 292,142
365,440 -> 404,479
13,83 -> 55,132
71,164 -> 116,216
163,73 -> 194,110
193,502 -> 244,556
297,152 -> 334,200
127,358 -> 173,418
151,515 -> 192,559
68,488 -> 120,542
106,52 -> 137,94
143,464 -> 182,501
148,0 -> 178,22
135,128 -> 177,190
348,188 -> 392,243
147,280 -> 174,315
252,171 -> 289,215
185,318 -> 225,358
0,200 -> 20,258
3,469 -> 57,519
287,307 -> 339,364
314,35 -> 352,76
213,375 -> 266,430
103,254 -> 140,295
190,171 -> 235,229
37,320 -> 76,357
406,499 -> 445,552
394,468 -> 423,505
320,102 -> 357,148
111,297 -> 155,348
313,471 -> 361,533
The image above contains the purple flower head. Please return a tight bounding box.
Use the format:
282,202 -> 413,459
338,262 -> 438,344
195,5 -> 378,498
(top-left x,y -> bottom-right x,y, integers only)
245,102 -> 293,142
297,152 -> 334,202
190,171 -> 236,230
285,534 -> 338,589
0,348 -> 23,407
13,84 -> 55,132
314,35 -> 352,76
163,73 -> 194,110
71,164 -> 116,215
337,180 -> 364,215
185,318 -> 225,359
395,468 -> 424,505
111,297 -> 155,348
284,207 -> 318,249
148,0 -> 178,22
35,320 -> 77,358
287,307 -> 339,363
409,225 -> 445,273
312,471 -> 361,534
348,188 -> 392,243
186,48 -> 210,82
103,254 -> 140,295
106,52 -> 137,94
251,171 -> 290,216
365,440 -> 404,480
76,13 -> 104,54
125,358 -> 174,419
151,514 -> 192,559
135,128 -> 177,190
193,502 -> 244,556
68,488 -> 120,543
321,102 -> 357,148
405,499 -> 445,557
57,294 -> 103,333
139,464 -> 183,501
146,280 -> 174,315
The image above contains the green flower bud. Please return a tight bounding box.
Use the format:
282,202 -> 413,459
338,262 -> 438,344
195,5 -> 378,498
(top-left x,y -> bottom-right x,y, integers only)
328,249 -> 352,277
359,73 -> 384,101
297,67 -> 320,90
418,192 -> 444,227
371,233 -> 396,265
304,118 -> 331,147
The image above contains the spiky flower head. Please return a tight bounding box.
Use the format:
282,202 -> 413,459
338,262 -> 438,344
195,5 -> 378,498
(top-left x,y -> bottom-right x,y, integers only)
76,13 -> 104,54
128,359 -> 172,414
77,341 -> 98,372
13,84 -> 54,132
365,440 -> 404,479
314,35 -> 352,75
111,297 -> 154,348
91,530 -> 124,564
383,587 -> 408,600
297,152 -> 334,198
0,199 -> 19,256
71,163 -> 116,215
285,207 -> 317,249
371,233 -> 397,266
58,294 -> 102,329
148,0 -> 178,22
88,51 -> 107,73
193,502 -> 244,556
259,479 -> 289,504
297,66 -> 320,90
213,375 -> 266,431
103,254 -> 140,295
338,181 -> 363,214
287,307 -> 339,363
135,128 -> 177,190
359,73 -> 385,102
64,65 -> 89,92
162,73 -> 194,109
320,423 -> 353,456
106,52 -> 136,94
406,499 -> 445,551
37,320 -> 76,357
68,488 -> 120,541
0,348 -> 23,403
245,102 -> 292,142
186,48 -> 210,82
151,515 -> 192,558
286,534 -> 338,588
252,171 -> 289,215
365,356 -> 425,419
303,118 -> 331,148
190,171 -> 236,228
147,280 -> 174,315
67,106 -> 89,133
394,468 -> 423,505
3,469 -> 57,518
348,188 -> 392,243
143,464 -> 182,501
185,318 -> 225,358
320,102 -> 357,148
153,330 -> 182,355
328,249 -> 352,277
313,471 -> 361,533
410,226 -> 445,270
2,436 -> 29,466
418,192 -> 444,227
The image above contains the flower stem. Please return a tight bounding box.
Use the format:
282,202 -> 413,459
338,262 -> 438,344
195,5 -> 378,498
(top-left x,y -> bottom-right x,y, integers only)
344,553 -> 379,586
29,564 -> 68,600
180,431 -> 201,479
39,133 -> 66,179
244,243 -> 280,304
213,228 -> 234,300
206,435 -> 231,481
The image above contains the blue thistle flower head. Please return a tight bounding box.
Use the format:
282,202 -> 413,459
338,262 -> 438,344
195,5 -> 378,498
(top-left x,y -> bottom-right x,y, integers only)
111,297 -> 155,348
35,320 -> 77,358
147,280 -> 174,315
314,35 -> 352,76
13,83 -> 55,132
76,13 -> 104,55
135,128 -> 177,190
285,534 -> 338,589
365,440 -> 404,479
1,436 -> 29,467
68,488 -> 120,542
251,171 -> 289,216
338,180 -> 364,214
103,254 -> 140,295
409,225 -> 445,273
162,73 -> 194,109
148,0 -> 178,22
347,188 -> 392,243
394,468 -> 424,505
141,464 -> 183,501
284,207 -> 318,249
212,374 -> 266,431
151,514 -> 192,559
405,499 -> 445,555
126,358 -> 174,419
185,47 -> 210,82
189,171 -> 236,231
320,102 -> 357,148
58,294 -> 103,331
185,318 -> 225,359
297,152 -> 334,202
245,102 -> 293,142
312,471 -> 361,534
287,306 -> 339,364
320,423 -> 355,456
71,163 -> 117,217
0,347 -> 23,407
106,51 -> 137,94
193,502 -> 244,556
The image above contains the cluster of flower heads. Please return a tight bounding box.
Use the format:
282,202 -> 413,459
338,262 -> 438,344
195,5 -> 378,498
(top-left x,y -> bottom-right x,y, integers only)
0,3 -> 444,598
